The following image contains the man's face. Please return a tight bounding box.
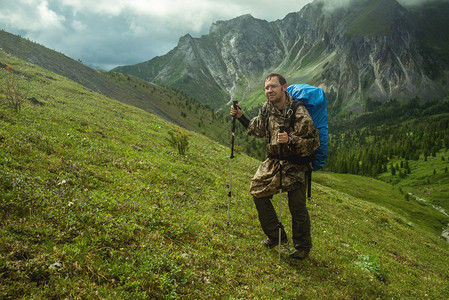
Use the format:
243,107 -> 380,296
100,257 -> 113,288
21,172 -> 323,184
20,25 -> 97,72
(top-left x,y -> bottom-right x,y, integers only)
264,77 -> 285,104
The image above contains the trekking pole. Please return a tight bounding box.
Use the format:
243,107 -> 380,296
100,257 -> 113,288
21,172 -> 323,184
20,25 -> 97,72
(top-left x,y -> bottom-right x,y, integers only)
227,100 -> 238,226
278,124 -> 285,261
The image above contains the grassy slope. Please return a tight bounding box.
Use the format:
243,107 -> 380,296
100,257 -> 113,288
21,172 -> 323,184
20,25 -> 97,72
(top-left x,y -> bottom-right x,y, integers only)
314,172 -> 449,235
378,149 -> 449,213
102,71 -> 232,145
1,52 -> 449,299
0,30 -> 233,149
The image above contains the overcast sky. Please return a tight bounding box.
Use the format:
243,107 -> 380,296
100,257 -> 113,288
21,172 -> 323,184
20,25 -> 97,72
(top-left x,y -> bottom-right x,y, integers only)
0,0 -> 314,70
0,0 -> 441,70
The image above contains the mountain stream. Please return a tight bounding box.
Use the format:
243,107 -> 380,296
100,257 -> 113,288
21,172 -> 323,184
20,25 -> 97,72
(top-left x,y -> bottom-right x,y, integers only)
408,193 -> 449,243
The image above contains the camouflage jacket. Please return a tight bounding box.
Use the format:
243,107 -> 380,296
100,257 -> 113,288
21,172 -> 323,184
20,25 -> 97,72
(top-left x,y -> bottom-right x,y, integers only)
239,93 -> 320,198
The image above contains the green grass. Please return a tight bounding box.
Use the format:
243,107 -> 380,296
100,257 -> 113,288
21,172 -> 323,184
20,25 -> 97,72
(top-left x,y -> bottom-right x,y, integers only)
314,172 -> 449,235
345,0 -> 393,38
378,150 -> 449,213
1,51 -> 449,299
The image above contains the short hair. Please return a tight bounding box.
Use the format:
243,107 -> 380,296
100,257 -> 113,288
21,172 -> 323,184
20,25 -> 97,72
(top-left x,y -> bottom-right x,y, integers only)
265,73 -> 287,86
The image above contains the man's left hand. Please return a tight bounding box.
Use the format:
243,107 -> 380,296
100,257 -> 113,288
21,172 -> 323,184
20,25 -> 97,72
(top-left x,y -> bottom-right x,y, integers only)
277,131 -> 290,144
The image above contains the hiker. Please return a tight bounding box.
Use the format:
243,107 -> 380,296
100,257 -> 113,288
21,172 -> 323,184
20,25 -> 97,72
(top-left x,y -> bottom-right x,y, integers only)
230,73 -> 320,260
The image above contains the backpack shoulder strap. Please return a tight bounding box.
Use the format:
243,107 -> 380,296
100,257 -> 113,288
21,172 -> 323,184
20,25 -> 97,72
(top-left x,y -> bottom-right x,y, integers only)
288,98 -> 304,127
291,98 -> 304,110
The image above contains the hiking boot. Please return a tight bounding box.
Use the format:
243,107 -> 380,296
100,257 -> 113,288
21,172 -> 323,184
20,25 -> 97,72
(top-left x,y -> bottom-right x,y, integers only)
261,237 -> 287,249
289,248 -> 310,260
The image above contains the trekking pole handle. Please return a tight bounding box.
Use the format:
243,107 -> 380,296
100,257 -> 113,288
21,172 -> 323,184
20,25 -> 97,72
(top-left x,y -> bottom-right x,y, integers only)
279,124 -> 285,134
231,101 -> 239,118
231,101 -> 238,122
279,124 -> 285,156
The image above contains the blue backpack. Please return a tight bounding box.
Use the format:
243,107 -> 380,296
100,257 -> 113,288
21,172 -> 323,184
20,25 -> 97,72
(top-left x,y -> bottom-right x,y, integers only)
286,84 -> 329,171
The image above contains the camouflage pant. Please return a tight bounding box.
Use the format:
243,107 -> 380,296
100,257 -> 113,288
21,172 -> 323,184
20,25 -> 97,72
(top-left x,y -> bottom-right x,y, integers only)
253,183 -> 312,250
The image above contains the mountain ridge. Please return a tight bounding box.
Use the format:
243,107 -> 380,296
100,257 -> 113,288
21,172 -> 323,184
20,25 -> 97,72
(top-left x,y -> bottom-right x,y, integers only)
113,0 -> 449,115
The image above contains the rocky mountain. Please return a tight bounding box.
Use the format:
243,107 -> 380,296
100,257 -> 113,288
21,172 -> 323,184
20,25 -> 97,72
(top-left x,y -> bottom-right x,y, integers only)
0,29 -> 216,130
113,0 -> 449,116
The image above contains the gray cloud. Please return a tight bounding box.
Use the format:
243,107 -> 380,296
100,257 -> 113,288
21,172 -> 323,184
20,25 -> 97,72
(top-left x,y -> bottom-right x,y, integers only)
317,0 -> 449,12
397,0 -> 449,7
0,0 -> 312,70
317,0 -> 355,12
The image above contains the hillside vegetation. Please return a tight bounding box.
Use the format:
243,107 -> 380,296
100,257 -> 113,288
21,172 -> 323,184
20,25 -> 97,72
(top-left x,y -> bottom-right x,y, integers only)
0,30 -> 232,148
1,51 -> 449,299
325,98 -> 449,214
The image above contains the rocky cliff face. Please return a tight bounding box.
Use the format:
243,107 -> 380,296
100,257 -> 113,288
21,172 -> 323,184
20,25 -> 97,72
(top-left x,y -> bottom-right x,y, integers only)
113,0 -> 449,115
315,0 -> 447,113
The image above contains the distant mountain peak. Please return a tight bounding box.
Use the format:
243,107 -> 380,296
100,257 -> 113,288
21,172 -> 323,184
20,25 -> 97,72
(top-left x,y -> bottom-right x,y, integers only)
114,0 -> 449,115
177,34 -> 194,46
